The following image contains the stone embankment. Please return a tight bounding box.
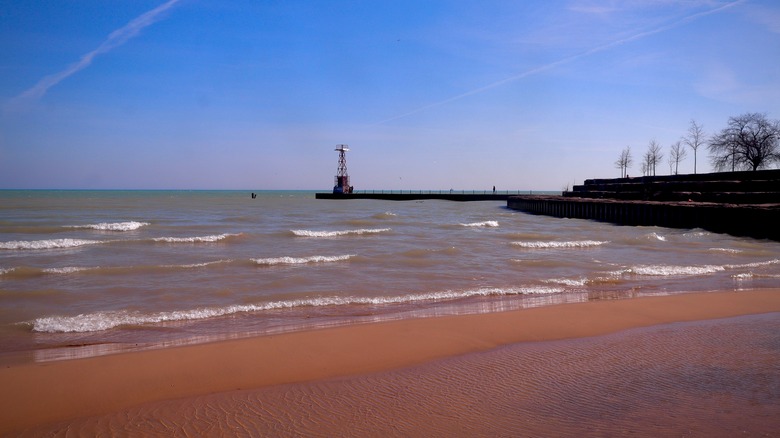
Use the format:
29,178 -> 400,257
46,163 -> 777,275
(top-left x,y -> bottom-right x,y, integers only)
508,169 -> 780,240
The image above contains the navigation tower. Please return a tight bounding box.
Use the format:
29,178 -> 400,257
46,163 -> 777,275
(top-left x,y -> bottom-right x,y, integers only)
333,144 -> 352,194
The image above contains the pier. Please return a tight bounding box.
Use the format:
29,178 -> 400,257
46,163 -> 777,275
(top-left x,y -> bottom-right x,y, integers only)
315,190 -> 530,201
508,169 -> 780,241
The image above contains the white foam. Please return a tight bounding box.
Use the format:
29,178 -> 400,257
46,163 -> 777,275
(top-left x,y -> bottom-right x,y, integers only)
43,267 -> 91,274
174,260 -> 232,269
543,277 -> 589,287
69,221 -> 149,231
709,248 -> 742,254
0,238 -> 103,250
0,267 -> 14,275
461,221 -> 499,228
727,259 -> 780,269
152,233 -> 238,243
291,228 -> 391,237
511,240 -> 608,249
630,264 -> 725,276
28,286 -> 563,333
252,255 -> 355,265
645,232 -> 667,241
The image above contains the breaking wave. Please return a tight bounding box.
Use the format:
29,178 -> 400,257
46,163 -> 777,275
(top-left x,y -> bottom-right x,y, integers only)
291,228 -> 391,237
625,259 -> 779,277
152,233 -> 240,243
27,285 -> 563,333
67,221 -> 149,232
0,238 -> 104,250
461,221 -> 499,228
511,240 -> 609,249
252,255 -> 355,265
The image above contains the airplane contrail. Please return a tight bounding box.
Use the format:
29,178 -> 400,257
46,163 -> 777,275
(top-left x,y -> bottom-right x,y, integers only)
375,0 -> 745,125
6,0 -> 181,110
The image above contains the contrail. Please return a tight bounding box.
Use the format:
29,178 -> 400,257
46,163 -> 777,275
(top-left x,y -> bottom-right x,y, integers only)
5,0 -> 181,110
376,0 -> 745,125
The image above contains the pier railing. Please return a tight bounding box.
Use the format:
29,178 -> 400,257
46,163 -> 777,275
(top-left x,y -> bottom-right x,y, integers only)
352,190 -> 556,195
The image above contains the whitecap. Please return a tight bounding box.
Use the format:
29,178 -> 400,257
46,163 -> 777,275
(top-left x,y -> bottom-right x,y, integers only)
69,221 -> 149,232
709,248 -> 742,254
291,228 -> 391,237
629,264 -> 725,276
511,240 -> 608,249
0,238 -> 103,250
649,232 -> 666,241
461,221 -> 499,228
252,255 -> 355,265
43,267 -> 91,274
152,233 -> 239,243
543,277 -> 588,287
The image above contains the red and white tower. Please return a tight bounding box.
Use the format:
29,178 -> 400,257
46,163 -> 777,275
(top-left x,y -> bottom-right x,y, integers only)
333,144 -> 352,194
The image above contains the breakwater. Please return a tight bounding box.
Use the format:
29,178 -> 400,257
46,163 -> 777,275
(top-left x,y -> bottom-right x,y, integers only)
315,191 -> 534,201
508,170 -> 780,240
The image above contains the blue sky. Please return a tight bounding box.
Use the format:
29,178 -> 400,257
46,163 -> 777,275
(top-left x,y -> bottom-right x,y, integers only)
1,0 -> 779,190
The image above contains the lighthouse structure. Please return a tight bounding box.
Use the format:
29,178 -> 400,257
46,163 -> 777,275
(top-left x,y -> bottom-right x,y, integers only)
332,144 -> 353,194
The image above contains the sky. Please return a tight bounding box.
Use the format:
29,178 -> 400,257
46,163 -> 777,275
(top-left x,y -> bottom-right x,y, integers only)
1,0 -> 779,190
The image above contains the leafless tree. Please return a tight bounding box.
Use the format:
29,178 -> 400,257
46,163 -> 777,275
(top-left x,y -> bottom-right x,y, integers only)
708,113 -> 780,171
646,139 -> 663,176
669,140 -> 687,175
641,150 -> 652,176
614,146 -> 632,178
682,120 -> 705,174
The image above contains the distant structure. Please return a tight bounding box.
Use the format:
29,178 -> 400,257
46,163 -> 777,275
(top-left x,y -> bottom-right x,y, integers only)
332,144 -> 353,194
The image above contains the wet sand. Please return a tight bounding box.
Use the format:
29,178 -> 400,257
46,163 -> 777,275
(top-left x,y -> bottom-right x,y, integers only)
1,289 -> 779,435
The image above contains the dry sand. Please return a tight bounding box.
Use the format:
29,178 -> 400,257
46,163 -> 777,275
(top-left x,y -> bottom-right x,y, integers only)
1,289 -> 779,434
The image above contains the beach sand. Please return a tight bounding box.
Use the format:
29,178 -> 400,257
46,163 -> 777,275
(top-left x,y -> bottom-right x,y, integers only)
2,289 -> 779,436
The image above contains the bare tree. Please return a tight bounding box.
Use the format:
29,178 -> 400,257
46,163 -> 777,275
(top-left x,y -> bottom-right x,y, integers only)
682,120 -> 705,174
708,113 -> 780,171
646,139 -> 663,176
614,146 -> 633,178
641,150 -> 652,176
669,140 -> 687,175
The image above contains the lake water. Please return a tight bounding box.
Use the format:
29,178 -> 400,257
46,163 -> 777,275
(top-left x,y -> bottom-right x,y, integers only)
1,190 -> 779,362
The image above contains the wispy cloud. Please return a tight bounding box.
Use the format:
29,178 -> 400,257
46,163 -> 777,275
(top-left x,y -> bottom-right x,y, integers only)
376,0 -> 745,125
5,0 -> 181,112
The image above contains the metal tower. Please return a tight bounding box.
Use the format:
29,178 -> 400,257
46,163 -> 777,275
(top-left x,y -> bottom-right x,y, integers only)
333,144 -> 351,194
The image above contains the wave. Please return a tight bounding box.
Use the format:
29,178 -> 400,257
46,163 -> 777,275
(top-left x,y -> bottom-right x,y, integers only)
27,285 -> 564,333
709,248 -> 743,254
42,267 -> 93,274
645,232 -> 667,241
0,238 -> 104,250
461,221 -> 499,228
543,277 -> 589,287
152,233 -> 240,243
628,264 -> 726,276
625,259 -> 779,277
372,211 -> 397,219
511,240 -> 608,249
290,228 -> 391,238
252,255 -> 355,265
67,221 -> 149,232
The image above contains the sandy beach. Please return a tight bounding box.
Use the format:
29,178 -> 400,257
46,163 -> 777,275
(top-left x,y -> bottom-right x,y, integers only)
2,289 -> 779,435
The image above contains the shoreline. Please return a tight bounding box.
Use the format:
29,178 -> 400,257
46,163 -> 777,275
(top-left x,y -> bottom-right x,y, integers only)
1,289 -> 779,434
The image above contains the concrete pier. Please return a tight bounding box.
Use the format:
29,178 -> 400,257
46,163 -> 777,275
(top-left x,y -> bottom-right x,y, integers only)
315,191 -> 524,201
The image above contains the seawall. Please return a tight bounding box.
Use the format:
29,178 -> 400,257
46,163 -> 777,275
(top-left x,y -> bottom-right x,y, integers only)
508,170 -> 780,240
507,195 -> 780,240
